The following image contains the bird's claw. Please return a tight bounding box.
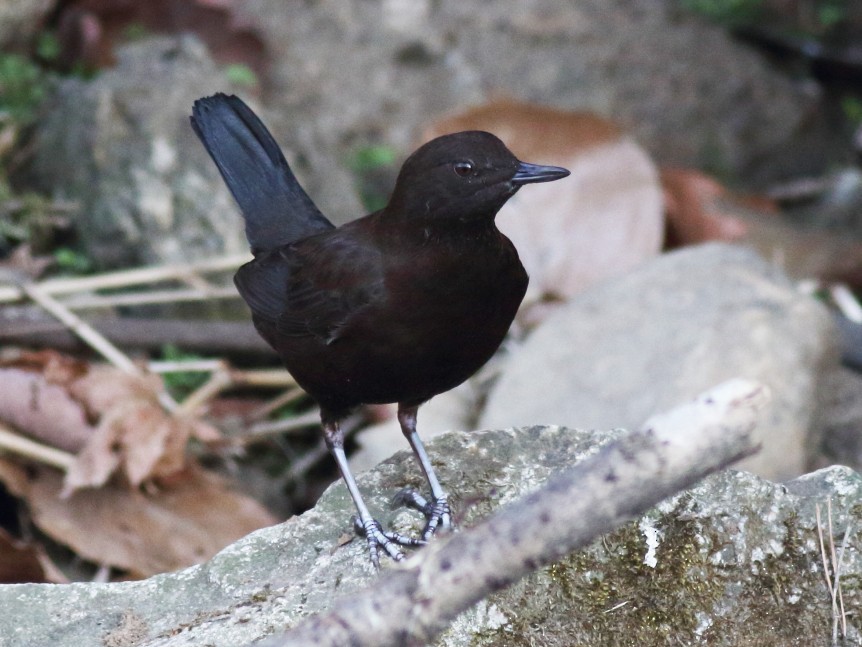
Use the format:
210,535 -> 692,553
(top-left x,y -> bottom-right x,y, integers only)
392,487 -> 453,541
353,517 -> 422,568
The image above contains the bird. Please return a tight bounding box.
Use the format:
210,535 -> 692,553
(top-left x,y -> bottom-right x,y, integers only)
190,93 -> 570,566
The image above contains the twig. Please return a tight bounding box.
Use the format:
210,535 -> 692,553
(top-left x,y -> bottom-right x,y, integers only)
281,439 -> 330,486
177,366 -> 234,416
148,360 -> 228,374
0,317 -> 273,357
58,287 -> 239,310
827,500 -> 840,645
816,500 -> 851,644
0,422 -> 76,472
830,284 -> 862,324
19,282 -> 178,412
231,369 -> 296,388
244,409 -> 321,440
0,254 -> 251,304
278,414 -> 362,486
764,175 -> 833,203
835,524 -> 852,639
816,504 -> 835,609
20,282 -> 141,375
247,388 -> 308,423
258,378 -> 768,647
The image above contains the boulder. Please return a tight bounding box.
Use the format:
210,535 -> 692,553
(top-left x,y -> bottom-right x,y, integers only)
1,426 -> 860,646
480,244 -> 839,480
28,36 -> 252,269
233,0 -> 816,223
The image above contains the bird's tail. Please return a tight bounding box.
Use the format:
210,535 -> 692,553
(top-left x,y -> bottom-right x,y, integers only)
190,93 -> 334,254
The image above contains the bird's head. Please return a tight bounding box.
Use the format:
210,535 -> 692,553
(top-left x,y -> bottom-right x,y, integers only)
386,131 -> 569,223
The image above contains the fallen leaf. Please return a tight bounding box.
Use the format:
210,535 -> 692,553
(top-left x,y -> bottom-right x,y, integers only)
661,168 -> 758,246
55,0 -> 266,76
423,99 -> 664,325
0,527 -> 67,584
659,168 -> 862,286
0,366 -> 95,453
0,350 -> 221,494
0,458 -> 276,578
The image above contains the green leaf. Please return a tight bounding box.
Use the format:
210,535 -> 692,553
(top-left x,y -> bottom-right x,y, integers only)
225,64 -> 258,88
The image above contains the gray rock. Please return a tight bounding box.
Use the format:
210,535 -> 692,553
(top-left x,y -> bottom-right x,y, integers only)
0,0 -> 52,50
23,3 -> 819,265
480,244 -> 839,481
227,0 -> 814,227
1,426 -> 860,646
28,36 -> 252,269
818,366 -> 862,471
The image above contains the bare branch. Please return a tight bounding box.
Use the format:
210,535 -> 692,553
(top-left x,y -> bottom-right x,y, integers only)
260,378 -> 768,647
0,317 -> 273,357
0,422 -> 76,471
17,283 -> 179,412
0,254 -> 251,304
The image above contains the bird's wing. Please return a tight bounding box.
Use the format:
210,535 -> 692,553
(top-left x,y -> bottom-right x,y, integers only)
191,94 -> 334,254
234,232 -> 385,345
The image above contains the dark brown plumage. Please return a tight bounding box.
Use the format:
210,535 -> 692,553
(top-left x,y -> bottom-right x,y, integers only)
191,93 -> 569,566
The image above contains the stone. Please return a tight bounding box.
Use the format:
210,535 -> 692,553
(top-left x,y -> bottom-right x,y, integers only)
818,366 -> 862,471
479,243 -> 839,480
0,0 -> 52,50
27,36 -> 252,269
227,0 -> 816,229
0,426 -> 859,646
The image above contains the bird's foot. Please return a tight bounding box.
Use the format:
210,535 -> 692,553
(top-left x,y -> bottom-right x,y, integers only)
353,517 -> 424,568
392,488 -> 453,541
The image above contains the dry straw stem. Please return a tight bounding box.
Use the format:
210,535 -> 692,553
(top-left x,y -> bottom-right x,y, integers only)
830,284 -> 862,324
816,499 -> 853,643
20,282 -> 141,375
19,282 -> 180,412
0,254 -> 251,305
0,421 -> 76,472
260,378 -> 769,647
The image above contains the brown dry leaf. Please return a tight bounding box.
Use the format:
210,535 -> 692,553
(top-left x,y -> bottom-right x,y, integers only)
423,99 -> 664,325
0,527 -> 67,584
56,0 -> 265,76
661,168 -> 757,246
0,365 -> 95,453
0,458 -> 276,577
661,169 -> 862,286
0,350 -> 220,494
62,363 -> 199,494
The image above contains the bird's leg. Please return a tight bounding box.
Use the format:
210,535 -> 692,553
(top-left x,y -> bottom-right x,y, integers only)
322,418 -> 420,568
392,404 -> 453,540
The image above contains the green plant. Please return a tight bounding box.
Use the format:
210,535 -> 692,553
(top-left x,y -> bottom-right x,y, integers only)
0,54 -> 48,125
224,64 -> 258,89
349,144 -> 397,212
817,0 -> 847,28
35,32 -> 61,63
678,0 -> 764,24
53,247 -> 93,275
841,95 -> 862,126
122,23 -> 150,41
158,344 -> 210,398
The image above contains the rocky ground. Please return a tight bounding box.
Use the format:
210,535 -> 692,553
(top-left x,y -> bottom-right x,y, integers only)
1,1 -> 862,645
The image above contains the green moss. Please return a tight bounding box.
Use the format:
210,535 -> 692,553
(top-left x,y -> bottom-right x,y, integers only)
468,502 -> 730,647
463,487 -> 862,647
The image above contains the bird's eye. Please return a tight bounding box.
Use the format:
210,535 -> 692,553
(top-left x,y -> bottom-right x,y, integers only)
453,161 -> 474,177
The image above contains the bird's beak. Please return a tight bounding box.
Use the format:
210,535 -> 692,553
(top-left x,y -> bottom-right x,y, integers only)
511,161 -> 570,185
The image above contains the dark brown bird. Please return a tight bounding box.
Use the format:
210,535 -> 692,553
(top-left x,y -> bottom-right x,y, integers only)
190,93 -> 569,566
